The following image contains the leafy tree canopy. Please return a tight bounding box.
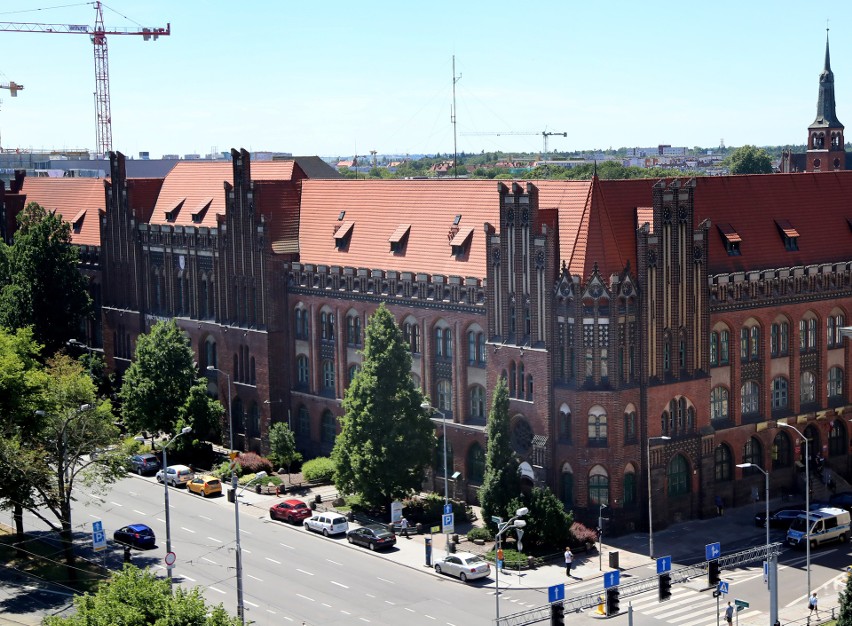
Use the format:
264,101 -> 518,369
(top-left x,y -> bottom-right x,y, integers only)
119,319 -> 198,436
332,304 -> 435,508
268,421 -> 302,474
726,145 -> 774,174
509,486 -> 572,551
0,202 -> 91,357
839,560 -> 852,625
479,376 -> 520,533
44,565 -> 241,626
177,380 -> 224,445
0,326 -> 48,437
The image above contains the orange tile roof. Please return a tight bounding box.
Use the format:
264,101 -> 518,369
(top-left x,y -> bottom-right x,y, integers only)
388,223 -> 411,244
20,177 -> 105,247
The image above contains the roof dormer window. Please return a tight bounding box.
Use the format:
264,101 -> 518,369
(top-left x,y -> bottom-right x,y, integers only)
718,223 -> 741,256
334,221 -> 354,249
776,220 -> 799,251
388,224 -> 411,253
449,226 -> 473,257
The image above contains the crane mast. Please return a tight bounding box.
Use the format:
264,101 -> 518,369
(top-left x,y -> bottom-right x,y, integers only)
0,1 -> 169,155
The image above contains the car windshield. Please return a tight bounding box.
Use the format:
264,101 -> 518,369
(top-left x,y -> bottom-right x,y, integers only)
294,503 -> 307,509
463,555 -> 485,565
789,517 -> 811,532
331,518 -> 346,525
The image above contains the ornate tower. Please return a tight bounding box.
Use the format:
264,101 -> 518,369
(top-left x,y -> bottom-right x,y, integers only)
807,30 -> 845,172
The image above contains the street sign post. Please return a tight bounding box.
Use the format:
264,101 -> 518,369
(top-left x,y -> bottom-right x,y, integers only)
548,583 -> 565,603
718,580 -> 729,595
444,503 -> 453,515
656,555 -> 672,575
603,570 -> 620,589
705,542 -> 721,560
491,515 -> 503,525
92,520 -> 106,552
734,599 -> 749,611
442,513 -> 454,534
164,551 -> 176,567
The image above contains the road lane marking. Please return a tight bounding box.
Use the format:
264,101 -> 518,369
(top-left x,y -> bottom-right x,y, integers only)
280,543 -> 294,550
243,549 -> 251,554
266,557 -> 281,565
181,527 -> 195,533
202,557 -> 217,564
377,577 -> 395,584
199,515 -> 211,521
366,593 -> 375,598
331,581 -> 349,589
404,608 -> 415,613
207,537 -> 222,543
133,510 -> 147,516
322,603 -> 331,608
424,616 -> 436,621
296,569 -> 314,576
267,610 -> 278,615
110,501 -> 123,507
247,574 -> 263,582
340,611 -> 351,616
359,619 -> 370,623
296,593 -> 315,602
156,518 -> 166,524
384,600 -> 395,605
209,587 -> 226,594
182,575 -> 195,582
326,558 -> 341,565
245,601 -> 259,608
240,528 -> 251,534
89,514 -> 100,520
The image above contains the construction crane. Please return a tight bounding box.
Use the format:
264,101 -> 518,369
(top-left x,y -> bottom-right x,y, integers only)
0,81 -> 23,97
0,1 -> 169,156
461,130 -> 567,159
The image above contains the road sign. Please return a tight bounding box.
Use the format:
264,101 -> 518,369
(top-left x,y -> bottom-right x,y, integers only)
603,570 -> 620,589
430,525 -> 440,534
442,513 -> 454,534
718,580 -> 729,595
656,556 -> 672,575
491,515 -> 503,525
734,599 -> 749,609
92,520 -> 106,552
548,583 -> 565,603
705,542 -> 721,560
164,552 -> 176,567
444,503 -> 453,515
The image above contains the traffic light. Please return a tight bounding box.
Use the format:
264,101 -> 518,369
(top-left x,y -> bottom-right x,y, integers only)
658,573 -> 672,602
550,602 -> 565,626
709,559 -> 720,585
606,588 -> 620,615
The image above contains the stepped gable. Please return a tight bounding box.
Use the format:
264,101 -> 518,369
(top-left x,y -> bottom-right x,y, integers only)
298,179 -> 500,278
19,177 -> 105,247
692,171 -> 852,274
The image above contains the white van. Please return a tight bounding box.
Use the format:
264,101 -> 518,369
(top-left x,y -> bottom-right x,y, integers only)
786,507 -> 851,549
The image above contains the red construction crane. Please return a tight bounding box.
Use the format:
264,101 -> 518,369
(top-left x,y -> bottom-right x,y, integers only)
0,81 -> 23,97
0,1 -> 169,155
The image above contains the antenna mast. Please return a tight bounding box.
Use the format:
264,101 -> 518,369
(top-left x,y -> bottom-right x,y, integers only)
451,55 -> 461,179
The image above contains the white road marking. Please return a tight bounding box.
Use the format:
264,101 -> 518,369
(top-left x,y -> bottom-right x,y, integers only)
280,543 -> 294,549
377,577 -> 395,584
424,616 -> 436,621
359,619 -> 370,623
182,575 -> 195,582
366,593 -> 376,598
326,558 -> 341,565
296,568 -> 314,576
243,549 -> 251,554
247,574 -> 263,582
296,593 -> 315,602
245,601 -> 259,608
209,586 -> 226,594
199,515 -> 212,521
322,603 -> 331,608
202,557 -> 217,565
267,610 -> 278,615
207,537 -> 222,543
110,501 -> 123,507
89,514 -> 100,520
240,528 -> 251,534
331,581 -> 349,589
133,510 -> 147,516
266,557 -> 281,565
404,608 -> 415,613
341,611 -> 351,615
156,518 -> 165,524
180,527 -> 195,533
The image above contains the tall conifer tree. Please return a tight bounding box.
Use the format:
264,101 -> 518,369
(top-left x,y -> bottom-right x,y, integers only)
480,376 -> 520,532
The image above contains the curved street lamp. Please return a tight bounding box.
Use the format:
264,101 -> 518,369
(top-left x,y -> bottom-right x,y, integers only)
780,422 -> 810,599
161,425 -> 192,588
420,401 -> 450,557
207,365 -> 233,451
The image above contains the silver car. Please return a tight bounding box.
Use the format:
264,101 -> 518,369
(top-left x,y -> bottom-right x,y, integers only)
434,552 -> 491,582
304,513 -> 349,537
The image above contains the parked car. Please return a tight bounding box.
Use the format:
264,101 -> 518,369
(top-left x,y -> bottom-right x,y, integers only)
346,524 -> 397,551
304,513 -> 349,537
754,505 -> 806,529
270,499 -> 312,524
830,492 -> 852,512
187,475 -> 222,497
434,552 -> 491,582
155,464 -> 194,487
113,523 -> 156,549
129,453 -> 159,475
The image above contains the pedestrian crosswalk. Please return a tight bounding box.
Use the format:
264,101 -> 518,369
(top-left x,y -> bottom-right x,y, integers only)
623,587 -> 764,625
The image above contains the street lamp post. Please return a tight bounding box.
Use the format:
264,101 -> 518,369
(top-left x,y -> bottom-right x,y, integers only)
233,470 -> 268,625
647,435 -> 671,558
161,426 -> 192,589
781,422 -> 810,599
494,506 -> 528,621
598,503 -> 607,571
420,402 -> 449,556
207,366 -> 233,451
736,462 -> 776,625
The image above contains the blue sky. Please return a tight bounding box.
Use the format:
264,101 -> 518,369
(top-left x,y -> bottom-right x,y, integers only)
0,1 -> 849,159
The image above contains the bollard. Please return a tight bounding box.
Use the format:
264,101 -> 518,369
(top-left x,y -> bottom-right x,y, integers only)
425,536 -> 432,567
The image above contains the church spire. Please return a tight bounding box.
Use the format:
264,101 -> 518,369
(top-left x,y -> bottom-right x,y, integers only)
811,28 -> 843,129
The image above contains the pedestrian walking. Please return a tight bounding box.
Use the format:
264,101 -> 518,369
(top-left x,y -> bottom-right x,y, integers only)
724,601 -> 733,624
400,516 -> 410,538
564,547 -> 573,577
715,495 -> 724,516
809,592 -> 819,617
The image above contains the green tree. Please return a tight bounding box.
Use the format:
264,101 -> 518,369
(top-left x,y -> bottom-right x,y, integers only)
44,565 -> 240,626
479,376 -> 520,533
509,486 -> 572,550
119,319 -> 199,437
0,202 -> 92,357
268,421 -> 302,480
332,304 -> 435,509
177,381 -> 224,444
726,145 -> 773,174
839,566 -> 852,625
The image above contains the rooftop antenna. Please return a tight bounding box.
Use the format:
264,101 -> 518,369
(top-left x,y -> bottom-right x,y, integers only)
451,55 -> 462,179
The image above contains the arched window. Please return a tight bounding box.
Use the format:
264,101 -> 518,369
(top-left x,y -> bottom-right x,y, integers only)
743,437 -> 762,475
527,374 -> 534,401
623,467 -> 637,507
661,410 -> 670,436
511,418 -> 533,455
667,455 -> 690,496
741,381 -> 759,416
250,357 -> 256,385
437,379 -> 452,412
558,405 -> 571,443
829,420 -> 847,457
740,328 -> 749,361
204,337 -> 217,370
435,436 -> 454,477
588,466 -> 609,506
709,332 -> 719,366
320,410 -> 336,445
828,367 -> 844,400
297,406 -> 310,440
232,397 -> 244,436
348,364 -> 360,384
624,409 -> 636,442
467,443 -> 485,484
509,362 -> 516,397
296,355 -> 309,388
771,377 -> 788,410
320,311 -> 329,340
711,387 -> 728,420
248,402 -> 260,438
346,314 -> 361,346
714,444 -> 732,482
518,363 -> 525,399
750,326 -> 760,361
800,371 -> 816,405
469,386 -> 485,421
294,307 -> 308,339
403,321 -> 420,354
322,360 -> 335,392
772,431 -> 791,470
587,406 -> 607,446
560,462 -> 574,509
720,330 -> 730,364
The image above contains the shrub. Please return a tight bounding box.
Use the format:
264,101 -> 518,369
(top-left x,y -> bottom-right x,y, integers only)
402,494 -> 466,525
236,452 -> 274,475
467,526 -> 494,542
569,521 -> 598,548
302,457 -> 335,483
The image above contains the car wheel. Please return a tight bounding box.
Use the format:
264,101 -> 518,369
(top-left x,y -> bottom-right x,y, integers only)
323,529 -> 329,537
156,475 -> 162,483
460,572 -> 468,582
435,565 -> 442,574
811,539 -> 818,549
842,533 -> 849,544
347,535 -> 354,544
136,468 -> 142,475
369,542 -> 376,551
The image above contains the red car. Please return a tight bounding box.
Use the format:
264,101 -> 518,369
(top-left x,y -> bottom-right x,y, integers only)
270,499 -> 311,524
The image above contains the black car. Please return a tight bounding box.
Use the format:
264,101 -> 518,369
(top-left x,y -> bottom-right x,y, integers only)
755,506 -> 806,529
129,453 -> 159,475
829,492 -> 852,512
346,524 -> 397,551
113,524 -> 156,549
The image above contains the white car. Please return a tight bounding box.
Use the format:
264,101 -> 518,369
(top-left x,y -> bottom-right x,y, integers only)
434,552 -> 491,582
304,513 -> 349,537
155,464 -> 194,487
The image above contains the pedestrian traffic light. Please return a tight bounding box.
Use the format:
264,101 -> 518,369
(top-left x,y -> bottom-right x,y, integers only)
658,573 -> 672,602
606,588 -> 620,615
709,559 -> 720,585
550,602 -> 565,626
